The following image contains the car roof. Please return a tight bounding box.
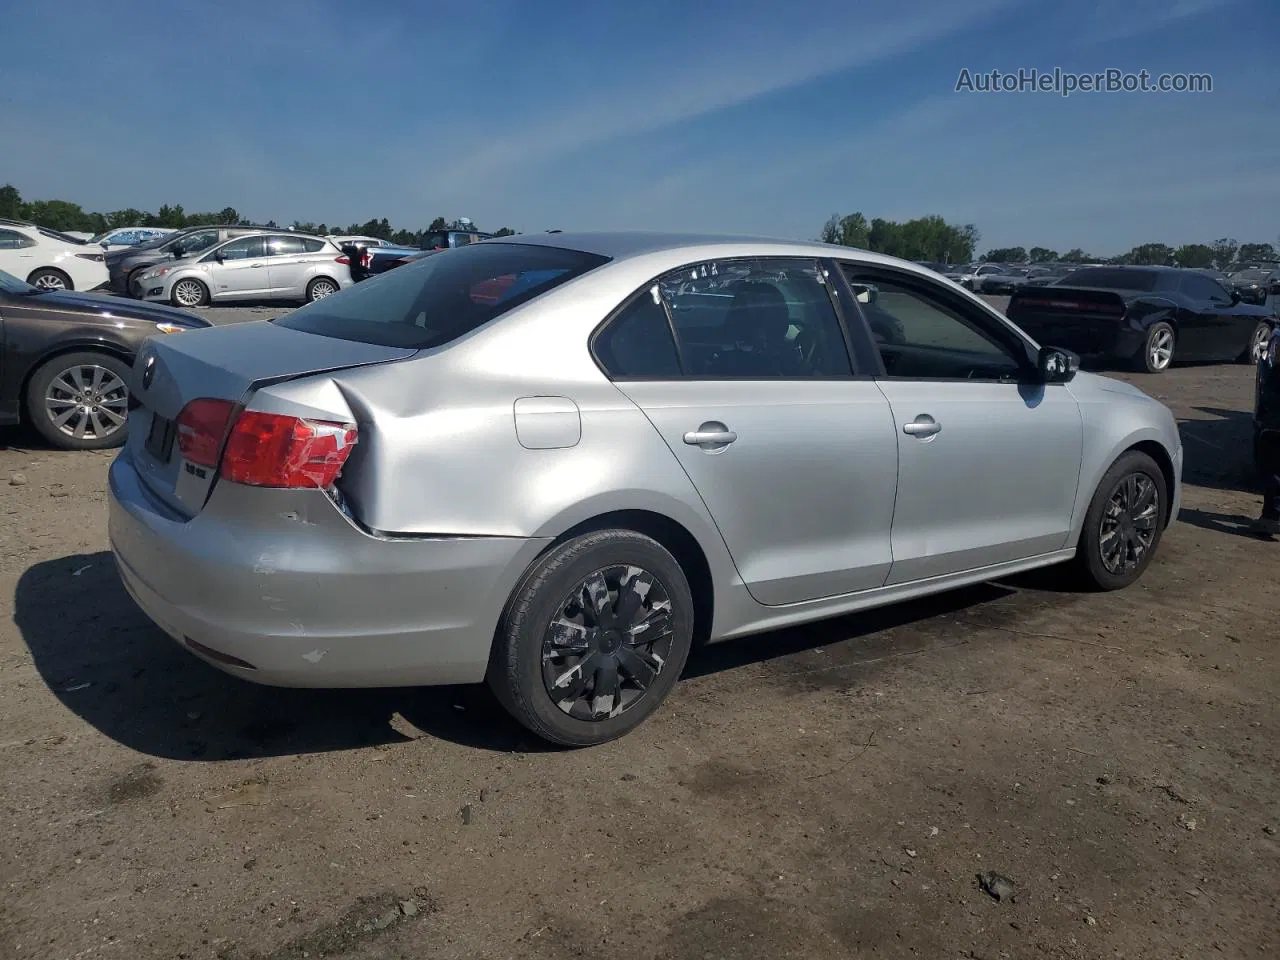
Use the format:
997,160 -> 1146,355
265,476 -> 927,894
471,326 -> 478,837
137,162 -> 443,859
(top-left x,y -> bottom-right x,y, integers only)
489,230 -> 932,274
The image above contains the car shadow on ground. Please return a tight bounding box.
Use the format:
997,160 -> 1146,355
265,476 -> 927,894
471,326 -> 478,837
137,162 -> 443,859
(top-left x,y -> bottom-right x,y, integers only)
16,551 -> 1028,760
1177,405 -> 1259,494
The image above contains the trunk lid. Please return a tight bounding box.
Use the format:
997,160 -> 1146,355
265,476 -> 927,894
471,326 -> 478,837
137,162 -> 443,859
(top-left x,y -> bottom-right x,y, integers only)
125,319 -> 415,516
1007,286 -> 1134,353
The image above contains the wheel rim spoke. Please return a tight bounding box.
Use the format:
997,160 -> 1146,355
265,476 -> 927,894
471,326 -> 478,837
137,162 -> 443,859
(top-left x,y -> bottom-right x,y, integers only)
1098,472 -> 1159,575
540,563 -> 676,722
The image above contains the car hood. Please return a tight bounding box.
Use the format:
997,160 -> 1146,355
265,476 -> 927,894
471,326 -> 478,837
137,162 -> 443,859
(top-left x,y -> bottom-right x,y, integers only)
31,289 -> 210,327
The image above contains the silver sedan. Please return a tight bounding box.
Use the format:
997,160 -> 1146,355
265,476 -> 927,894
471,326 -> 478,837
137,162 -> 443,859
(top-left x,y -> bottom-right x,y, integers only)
134,232 -> 353,306
108,233 -> 1183,746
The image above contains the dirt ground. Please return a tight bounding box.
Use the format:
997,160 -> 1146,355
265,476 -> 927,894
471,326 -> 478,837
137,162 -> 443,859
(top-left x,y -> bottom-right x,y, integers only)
1,327 -> 1277,959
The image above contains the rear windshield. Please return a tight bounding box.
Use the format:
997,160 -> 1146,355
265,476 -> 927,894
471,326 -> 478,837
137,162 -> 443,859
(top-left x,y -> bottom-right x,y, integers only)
1062,268 -> 1159,292
273,242 -> 610,348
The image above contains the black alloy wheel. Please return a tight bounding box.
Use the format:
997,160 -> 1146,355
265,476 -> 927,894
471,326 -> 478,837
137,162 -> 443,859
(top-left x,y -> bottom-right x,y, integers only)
1076,450 -> 1167,590
489,529 -> 695,746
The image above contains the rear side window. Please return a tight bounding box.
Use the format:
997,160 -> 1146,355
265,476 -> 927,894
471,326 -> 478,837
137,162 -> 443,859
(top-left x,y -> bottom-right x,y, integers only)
594,289 -> 682,378
1065,268 -> 1158,292
273,242 -> 609,348
0,228 -> 35,250
300,238 -> 325,253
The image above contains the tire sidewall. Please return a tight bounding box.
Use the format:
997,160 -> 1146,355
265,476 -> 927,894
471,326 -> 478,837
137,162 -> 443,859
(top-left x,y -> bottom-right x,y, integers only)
1078,451 -> 1167,590
494,530 -> 695,746
25,351 -> 133,450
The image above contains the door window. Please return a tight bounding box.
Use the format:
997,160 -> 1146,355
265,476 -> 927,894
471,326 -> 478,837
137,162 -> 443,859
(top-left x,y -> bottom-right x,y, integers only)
1180,273 -> 1231,302
0,229 -> 36,250
212,236 -> 266,261
657,258 -> 853,378
300,238 -> 326,253
266,236 -> 305,256
841,266 -> 1026,380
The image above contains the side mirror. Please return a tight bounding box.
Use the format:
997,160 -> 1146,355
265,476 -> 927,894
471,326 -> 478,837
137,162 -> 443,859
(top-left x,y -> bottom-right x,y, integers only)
213,252 -> 225,263
1037,345 -> 1079,383
170,246 -> 184,259
1229,289 -> 1242,304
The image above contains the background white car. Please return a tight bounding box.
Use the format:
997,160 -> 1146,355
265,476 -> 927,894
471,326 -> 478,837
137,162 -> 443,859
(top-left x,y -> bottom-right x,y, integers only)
90,227 -> 176,249
0,219 -> 109,290
135,232 -> 354,306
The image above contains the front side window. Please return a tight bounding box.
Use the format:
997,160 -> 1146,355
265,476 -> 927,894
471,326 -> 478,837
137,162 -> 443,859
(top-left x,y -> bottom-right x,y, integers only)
212,236 -> 265,261
1180,273 -> 1231,302
0,228 -> 35,250
657,258 -> 853,378
175,231 -> 219,255
273,242 -> 609,348
842,266 -> 1024,381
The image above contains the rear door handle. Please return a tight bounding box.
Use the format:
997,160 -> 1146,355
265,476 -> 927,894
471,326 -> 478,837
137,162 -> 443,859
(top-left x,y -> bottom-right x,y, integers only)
903,415 -> 941,438
683,425 -> 737,447
249,263 -> 266,268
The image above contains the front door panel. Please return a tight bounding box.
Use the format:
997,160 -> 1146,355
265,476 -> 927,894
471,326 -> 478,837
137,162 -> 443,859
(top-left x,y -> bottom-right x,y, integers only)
878,380 -> 1083,583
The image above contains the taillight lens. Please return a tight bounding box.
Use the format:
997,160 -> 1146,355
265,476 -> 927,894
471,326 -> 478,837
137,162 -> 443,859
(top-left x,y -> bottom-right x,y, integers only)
335,255 -> 351,265
174,400 -> 357,488
176,398 -> 236,466
222,411 -> 357,488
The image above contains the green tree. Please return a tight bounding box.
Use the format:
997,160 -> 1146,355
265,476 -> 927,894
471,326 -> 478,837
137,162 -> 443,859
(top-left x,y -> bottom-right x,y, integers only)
0,184 -> 22,220
820,212 -> 870,248
1173,243 -> 1215,268
492,227 -> 517,237
1028,247 -> 1058,262
216,207 -> 240,225
1237,242 -> 1277,263
1211,237 -> 1239,269
982,247 -> 1027,262
1060,248 -> 1091,262
1115,243 -> 1175,266
22,199 -> 96,232
427,216 -> 447,232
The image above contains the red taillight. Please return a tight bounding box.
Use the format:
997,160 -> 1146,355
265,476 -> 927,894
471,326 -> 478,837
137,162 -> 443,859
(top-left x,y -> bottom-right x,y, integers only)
175,399 -> 357,488
361,252 -> 371,268
221,411 -> 357,488
176,398 -> 236,466
335,255 -> 351,265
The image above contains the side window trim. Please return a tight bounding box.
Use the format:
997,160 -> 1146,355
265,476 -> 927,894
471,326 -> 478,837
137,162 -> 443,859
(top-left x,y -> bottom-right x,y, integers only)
834,261 -> 1040,383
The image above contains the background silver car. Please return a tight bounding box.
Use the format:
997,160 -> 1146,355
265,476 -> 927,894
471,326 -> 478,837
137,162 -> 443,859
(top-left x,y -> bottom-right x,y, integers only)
109,233 -> 1182,746
135,232 -> 353,307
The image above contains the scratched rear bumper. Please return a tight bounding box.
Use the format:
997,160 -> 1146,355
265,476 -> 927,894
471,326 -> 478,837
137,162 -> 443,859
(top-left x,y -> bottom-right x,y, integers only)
107,447 -> 547,687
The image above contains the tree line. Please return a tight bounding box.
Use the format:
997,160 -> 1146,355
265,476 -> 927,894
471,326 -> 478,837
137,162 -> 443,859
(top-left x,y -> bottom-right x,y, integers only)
0,184 -> 513,246
979,239 -> 1278,268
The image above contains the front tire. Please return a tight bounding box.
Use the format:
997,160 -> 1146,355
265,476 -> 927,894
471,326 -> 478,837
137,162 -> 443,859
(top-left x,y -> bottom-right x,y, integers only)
488,529 -> 695,747
1240,321 -> 1272,364
27,268 -> 72,291
25,351 -> 133,450
1074,451 -> 1167,591
1138,322 -> 1175,373
170,278 -> 209,308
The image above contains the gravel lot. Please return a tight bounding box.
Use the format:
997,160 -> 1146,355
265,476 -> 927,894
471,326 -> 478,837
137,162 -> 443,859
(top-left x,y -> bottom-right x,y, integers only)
1,298 -> 1277,960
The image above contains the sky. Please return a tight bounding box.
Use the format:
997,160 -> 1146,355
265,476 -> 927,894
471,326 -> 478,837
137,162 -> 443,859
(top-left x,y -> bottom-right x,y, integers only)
2,0 -> 1277,255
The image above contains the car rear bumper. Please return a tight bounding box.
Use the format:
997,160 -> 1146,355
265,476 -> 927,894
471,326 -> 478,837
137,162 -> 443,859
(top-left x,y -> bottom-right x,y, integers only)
107,449 -> 550,688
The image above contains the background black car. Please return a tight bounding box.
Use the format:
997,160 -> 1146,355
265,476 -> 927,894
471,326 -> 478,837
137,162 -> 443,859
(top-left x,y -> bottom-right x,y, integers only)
1228,267 -> 1280,306
1007,265 -> 1275,374
0,269 -> 210,449
105,225 -> 274,296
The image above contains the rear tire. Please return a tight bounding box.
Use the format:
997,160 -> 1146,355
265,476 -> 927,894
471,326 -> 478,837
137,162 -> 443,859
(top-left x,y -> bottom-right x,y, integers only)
488,529 -> 695,747
170,278 -> 209,308
1074,450 -> 1167,591
1137,322 -> 1175,373
305,276 -> 340,302
27,268 -> 72,291
1239,321 -> 1272,364
25,351 -> 133,450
